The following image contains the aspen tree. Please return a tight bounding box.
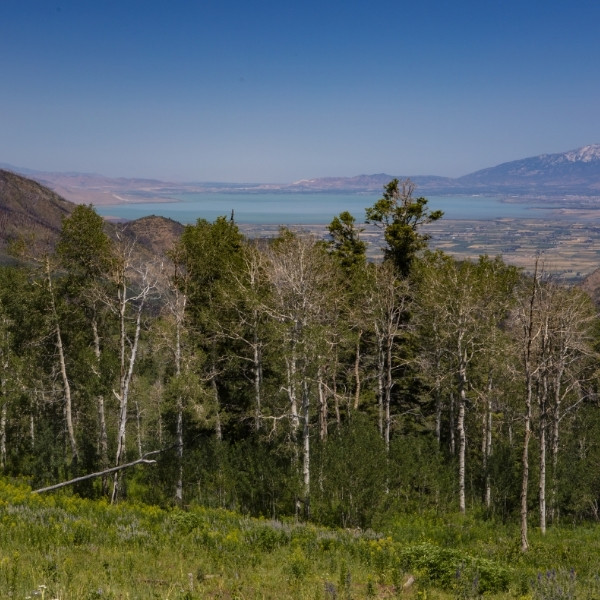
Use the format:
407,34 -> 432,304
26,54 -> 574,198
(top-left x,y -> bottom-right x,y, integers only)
264,230 -> 340,518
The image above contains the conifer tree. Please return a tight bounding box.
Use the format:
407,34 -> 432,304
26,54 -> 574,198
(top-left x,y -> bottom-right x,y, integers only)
366,179 -> 442,277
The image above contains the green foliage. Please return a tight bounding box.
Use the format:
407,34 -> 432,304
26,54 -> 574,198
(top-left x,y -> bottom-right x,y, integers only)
57,204 -> 114,279
178,215 -> 245,317
327,210 -> 367,273
313,414 -> 387,528
399,542 -> 510,594
3,183 -> 600,600
384,434 -> 455,515
5,480 -> 600,598
366,178 -> 443,276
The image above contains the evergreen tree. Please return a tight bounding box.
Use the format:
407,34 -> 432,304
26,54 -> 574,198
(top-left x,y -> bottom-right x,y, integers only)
366,179 -> 442,277
327,211 -> 367,274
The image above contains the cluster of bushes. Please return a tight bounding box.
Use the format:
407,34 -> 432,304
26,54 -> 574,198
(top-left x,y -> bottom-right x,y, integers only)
4,479 -> 600,598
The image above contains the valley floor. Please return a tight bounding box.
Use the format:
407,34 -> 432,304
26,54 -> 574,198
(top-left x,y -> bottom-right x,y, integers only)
239,217 -> 600,284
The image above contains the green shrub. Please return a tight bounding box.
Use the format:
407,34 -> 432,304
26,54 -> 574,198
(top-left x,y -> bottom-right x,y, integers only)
245,523 -> 290,552
399,542 -> 510,594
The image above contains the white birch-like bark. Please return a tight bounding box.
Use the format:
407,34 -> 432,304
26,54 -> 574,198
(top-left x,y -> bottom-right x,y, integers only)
0,322 -> 8,469
457,354 -> 467,514
0,385 -> 6,469
302,379 -> 311,519
353,331 -> 362,411
45,257 -> 78,465
317,364 -> 327,440
520,260 -> 539,552
449,393 -> 456,455
111,254 -> 157,503
375,324 -> 384,438
174,290 -> 186,504
263,232 -> 340,519
91,315 -> 109,494
482,374 -> 493,509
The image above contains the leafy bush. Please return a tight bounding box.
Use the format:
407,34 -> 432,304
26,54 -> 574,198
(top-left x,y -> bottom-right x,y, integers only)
244,523 -> 290,552
399,542 -> 510,594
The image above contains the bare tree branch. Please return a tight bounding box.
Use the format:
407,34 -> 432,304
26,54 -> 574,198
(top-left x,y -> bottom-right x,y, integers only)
32,450 -> 161,494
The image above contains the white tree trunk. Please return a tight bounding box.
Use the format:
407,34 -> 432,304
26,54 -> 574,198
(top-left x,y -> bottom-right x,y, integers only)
520,262 -> 539,553
302,379 -> 310,519
46,257 -> 78,465
253,326 -> 263,430
91,316 -> 109,494
353,331 -> 362,411
0,393 -> 6,469
112,276 -> 145,503
457,352 -> 467,514
384,329 -> 393,451
482,380 -> 493,509
317,364 -> 327,440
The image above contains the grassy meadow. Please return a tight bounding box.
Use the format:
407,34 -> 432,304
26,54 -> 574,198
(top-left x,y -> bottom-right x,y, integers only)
2,479 -> 600,599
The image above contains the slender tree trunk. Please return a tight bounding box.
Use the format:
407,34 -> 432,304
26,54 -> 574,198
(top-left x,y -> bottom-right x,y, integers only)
302,379 -> 310,519
212,376 -> 222,442
449,393 -> 456,455
112,279 -> 144,503
384,330 -> 393,451
135,400 -> 143,459
521,261 -> 539,552
482,375 -> 493,509
253,326 -> 263,430
1,331 -> 9,469
0,390 -> 6,469
91,316 -> 109,495
30,391 -> 37,450
435,353 -> 443,447
174,288 -> 186,505
353,330 -> 362,411
521,383 -> 532,552
175,395 -> 183,504
173,329 -> 183,502
539,375 -> 548,535
332,345 -> 340,426
46,258 -> 78,466
457,350 -> 467,514
538,315 -> 550,535
287,333 -> 299,435
376,325 -> 384,438
550,363 -> 565,524
317,364 -> 327,440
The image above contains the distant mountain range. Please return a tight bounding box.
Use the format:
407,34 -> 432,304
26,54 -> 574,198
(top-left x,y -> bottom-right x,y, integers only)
2,144 -> 600,205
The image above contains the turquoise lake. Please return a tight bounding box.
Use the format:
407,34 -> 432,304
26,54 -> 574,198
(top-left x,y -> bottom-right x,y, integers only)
96,193 -> 554,224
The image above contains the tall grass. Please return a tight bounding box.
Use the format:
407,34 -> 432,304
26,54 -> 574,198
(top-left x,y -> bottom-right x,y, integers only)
2,479 -> 600,599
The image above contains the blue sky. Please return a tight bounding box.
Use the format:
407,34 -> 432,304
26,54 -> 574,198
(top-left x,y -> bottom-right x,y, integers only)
2,0 -> 599,182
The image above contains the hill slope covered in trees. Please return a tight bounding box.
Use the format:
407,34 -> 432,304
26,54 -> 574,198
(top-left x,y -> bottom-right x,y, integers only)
1,174 -> 600,596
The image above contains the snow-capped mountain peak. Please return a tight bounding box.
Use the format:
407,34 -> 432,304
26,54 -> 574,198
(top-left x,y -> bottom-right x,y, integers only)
563,144 -> 600,163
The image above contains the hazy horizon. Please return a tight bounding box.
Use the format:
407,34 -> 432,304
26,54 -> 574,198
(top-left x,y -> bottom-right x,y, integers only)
2,1 -> 600,183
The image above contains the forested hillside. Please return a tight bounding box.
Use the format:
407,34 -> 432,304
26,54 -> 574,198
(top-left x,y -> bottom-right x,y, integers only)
1,175 -> 600,557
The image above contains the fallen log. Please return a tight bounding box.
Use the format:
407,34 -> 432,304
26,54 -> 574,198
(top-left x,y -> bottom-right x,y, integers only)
32,451 -> 160,494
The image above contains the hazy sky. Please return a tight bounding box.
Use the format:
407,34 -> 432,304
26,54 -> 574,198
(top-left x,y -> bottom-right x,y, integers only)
2,0 -> 599,182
